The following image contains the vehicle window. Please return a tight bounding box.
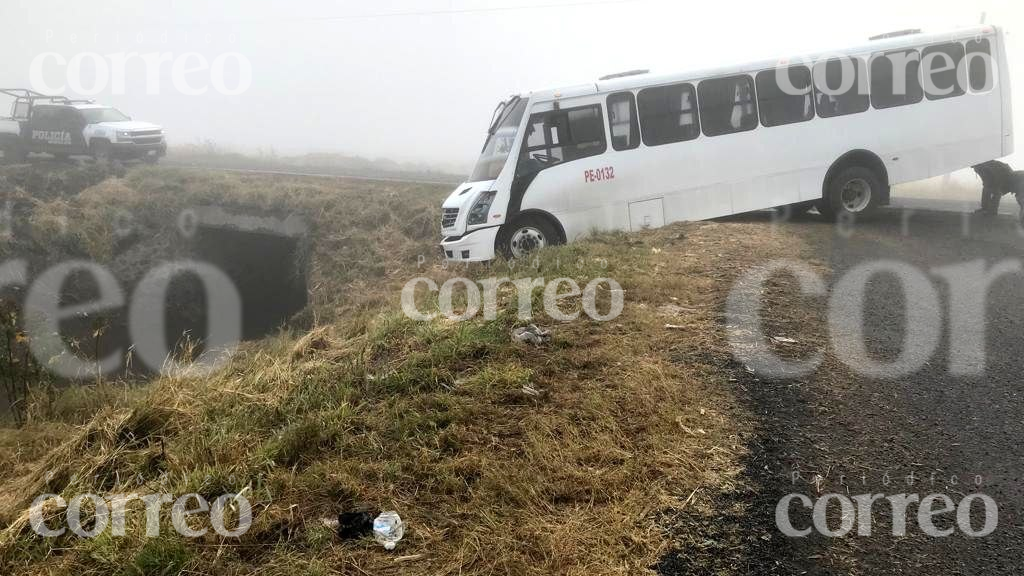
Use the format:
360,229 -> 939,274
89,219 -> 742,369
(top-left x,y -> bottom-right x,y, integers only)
637,83 -> 699,146
31,107 -> 56,124
966,38 -> 993,92
813,57 -> 870,118
699,75 -> 758,137
517,104 -> 606,177
470,98 -> 528,182
12,100 -> 30,119
79,107 -> 131,124
756,66 -> 814,127
871,49 -> 924,109
59,108 -> 83,126
921,42 -> 966,100
607,92 -> 641,151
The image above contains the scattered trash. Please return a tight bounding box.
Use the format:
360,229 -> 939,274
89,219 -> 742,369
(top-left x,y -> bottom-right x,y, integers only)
521,385 -> 544,397
335,505 -> 376,540
664,324 -> 687,330
676,417 -> 707,436
512,324 -> 551,346
770,336 -> 799,344
373,511 -> 405,551
658,303 -> 698,317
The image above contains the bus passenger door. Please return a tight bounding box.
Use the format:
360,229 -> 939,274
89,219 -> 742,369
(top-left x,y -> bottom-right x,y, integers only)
511,98 -> 608,230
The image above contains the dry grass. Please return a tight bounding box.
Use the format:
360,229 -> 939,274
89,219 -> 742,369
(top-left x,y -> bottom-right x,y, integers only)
0,164 -> 823,575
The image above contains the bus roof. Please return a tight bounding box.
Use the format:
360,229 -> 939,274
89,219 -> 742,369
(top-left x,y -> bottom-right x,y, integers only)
522,24 -> 1001,103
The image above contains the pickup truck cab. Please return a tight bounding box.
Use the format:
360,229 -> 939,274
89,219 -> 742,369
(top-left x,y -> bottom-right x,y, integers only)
0,90 -> 166,163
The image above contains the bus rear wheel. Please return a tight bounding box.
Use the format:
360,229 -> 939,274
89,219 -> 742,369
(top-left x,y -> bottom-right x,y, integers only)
819,166 -> 882,220
497,215 -> 561,260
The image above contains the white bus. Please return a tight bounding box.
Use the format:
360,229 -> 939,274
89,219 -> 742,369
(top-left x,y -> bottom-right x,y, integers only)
440,25 -> 1013,262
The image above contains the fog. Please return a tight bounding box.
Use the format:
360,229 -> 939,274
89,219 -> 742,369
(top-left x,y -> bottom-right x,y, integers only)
2,0 -> 1023,173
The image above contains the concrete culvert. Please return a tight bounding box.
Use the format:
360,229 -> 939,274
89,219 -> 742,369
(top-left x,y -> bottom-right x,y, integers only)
191,208 -> 311,341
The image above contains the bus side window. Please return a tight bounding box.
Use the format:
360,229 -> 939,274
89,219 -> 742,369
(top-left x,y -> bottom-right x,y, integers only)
922,42 -> 966,100
813,57 -> 869,118
517,104 -> 607,177
755,66 -> 814,127
699,75 -> 758,137
966,38 -> 993,92
870,49 -> 924,109
637,83 -> 700,147
607,92 -> 640,151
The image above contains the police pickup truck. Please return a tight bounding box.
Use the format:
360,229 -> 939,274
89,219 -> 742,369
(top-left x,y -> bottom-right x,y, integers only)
0,89 -> 166,163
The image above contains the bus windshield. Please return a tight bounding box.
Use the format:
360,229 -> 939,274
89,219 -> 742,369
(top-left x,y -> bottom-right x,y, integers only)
469,98 -> 527,182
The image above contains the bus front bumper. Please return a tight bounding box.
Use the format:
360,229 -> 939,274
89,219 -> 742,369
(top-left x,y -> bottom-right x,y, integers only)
440,226 -> 499,262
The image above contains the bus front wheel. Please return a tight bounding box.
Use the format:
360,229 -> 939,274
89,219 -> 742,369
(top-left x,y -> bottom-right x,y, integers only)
819,166 -> 882,220
497,215 -> 560,260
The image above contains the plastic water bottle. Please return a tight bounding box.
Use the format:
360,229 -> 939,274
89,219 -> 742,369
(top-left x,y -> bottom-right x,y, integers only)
373,511 -> 404,550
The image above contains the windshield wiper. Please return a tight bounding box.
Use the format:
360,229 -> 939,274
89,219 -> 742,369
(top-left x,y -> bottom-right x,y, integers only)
487,100 -> 508,135
487,96 -> 520,135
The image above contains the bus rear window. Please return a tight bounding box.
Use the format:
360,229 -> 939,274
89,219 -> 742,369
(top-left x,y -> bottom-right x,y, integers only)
967,38 -> 993,92
813,57 -> 870,118
922,42 -> 966,100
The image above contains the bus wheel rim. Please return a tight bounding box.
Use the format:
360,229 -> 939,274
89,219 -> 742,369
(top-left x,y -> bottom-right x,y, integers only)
841,178 -> 871,212
510,227 -> 546,259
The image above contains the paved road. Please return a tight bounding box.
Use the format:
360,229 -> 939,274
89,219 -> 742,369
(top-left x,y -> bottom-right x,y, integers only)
744,207 -> 1024,574
159,161 -> 462,186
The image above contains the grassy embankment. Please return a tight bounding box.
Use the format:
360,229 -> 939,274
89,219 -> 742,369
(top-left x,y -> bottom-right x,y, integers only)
0,163 -> 824,575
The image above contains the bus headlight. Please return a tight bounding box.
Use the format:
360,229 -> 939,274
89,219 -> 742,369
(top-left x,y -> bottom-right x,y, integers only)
467,191 -> 497,225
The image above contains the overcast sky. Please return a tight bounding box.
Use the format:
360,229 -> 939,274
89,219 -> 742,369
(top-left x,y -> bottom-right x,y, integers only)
2,0 -> 1022,172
